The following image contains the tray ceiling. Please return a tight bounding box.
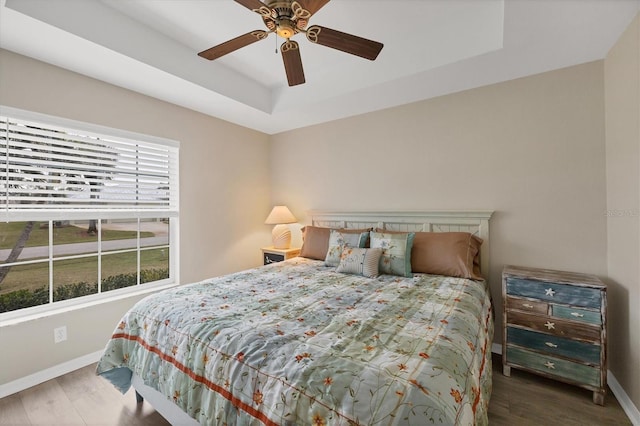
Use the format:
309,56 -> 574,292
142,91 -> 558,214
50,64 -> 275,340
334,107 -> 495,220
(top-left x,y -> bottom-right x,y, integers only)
1,0 -> 638,134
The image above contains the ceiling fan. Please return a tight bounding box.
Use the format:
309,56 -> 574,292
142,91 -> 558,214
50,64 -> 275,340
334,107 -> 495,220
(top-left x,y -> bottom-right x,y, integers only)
197,0 -> 384,86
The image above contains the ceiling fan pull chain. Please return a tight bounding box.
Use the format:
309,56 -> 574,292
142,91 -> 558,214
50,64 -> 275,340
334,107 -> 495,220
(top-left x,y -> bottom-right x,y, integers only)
275,34 -> 278,54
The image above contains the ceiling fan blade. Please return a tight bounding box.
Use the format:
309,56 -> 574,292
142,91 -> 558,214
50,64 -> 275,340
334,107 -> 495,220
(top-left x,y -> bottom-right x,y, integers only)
234,0 -> 273,18
281,40 -> 305,86
292,0 -> 330,18
306,25 -> 383,60
198,30 -> 269,60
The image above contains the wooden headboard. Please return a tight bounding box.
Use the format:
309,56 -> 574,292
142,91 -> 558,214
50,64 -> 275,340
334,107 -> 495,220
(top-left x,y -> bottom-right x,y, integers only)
309,210 -> 493,278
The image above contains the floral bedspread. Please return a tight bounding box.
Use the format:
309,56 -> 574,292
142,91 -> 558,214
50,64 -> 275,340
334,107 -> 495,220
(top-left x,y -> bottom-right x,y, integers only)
97,258 -> 493,425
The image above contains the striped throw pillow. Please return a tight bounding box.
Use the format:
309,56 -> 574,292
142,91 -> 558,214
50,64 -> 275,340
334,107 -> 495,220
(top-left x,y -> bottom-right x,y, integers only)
336,247 -> 383,278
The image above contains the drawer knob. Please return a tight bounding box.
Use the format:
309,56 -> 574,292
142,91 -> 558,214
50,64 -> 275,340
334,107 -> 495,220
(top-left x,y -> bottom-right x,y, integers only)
544,321 -> 555,330
545,342 -> 558,348
545,288 -> 556,297
570,312 -> 584,318
544,361 -> 556,369
522,303 -> 534,309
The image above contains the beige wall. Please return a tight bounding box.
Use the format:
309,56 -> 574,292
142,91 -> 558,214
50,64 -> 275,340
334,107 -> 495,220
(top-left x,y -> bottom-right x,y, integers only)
0,49 -> 271,384
605,13 -> 640,410
271,61 -> 608,361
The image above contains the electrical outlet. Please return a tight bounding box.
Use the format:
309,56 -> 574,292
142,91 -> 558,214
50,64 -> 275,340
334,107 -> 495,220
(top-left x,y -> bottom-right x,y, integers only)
54,326 -> 67,343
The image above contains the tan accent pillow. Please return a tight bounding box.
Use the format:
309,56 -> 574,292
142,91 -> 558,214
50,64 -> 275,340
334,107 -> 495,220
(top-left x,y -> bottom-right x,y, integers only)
375,229 -> 483,280
300,226 -> 372,260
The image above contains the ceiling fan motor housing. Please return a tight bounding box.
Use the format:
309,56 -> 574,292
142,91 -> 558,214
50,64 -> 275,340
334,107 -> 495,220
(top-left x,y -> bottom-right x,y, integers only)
266,0 -> 306,38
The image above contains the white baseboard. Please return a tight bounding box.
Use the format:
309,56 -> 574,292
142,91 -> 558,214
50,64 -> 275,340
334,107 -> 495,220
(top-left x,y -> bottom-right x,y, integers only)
0,350 -> 103,399
492,343 -> 639,425
608,370 -> 640,425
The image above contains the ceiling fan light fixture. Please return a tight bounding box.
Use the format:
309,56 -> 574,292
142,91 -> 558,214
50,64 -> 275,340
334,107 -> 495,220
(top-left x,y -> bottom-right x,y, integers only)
276,18 -> 295,38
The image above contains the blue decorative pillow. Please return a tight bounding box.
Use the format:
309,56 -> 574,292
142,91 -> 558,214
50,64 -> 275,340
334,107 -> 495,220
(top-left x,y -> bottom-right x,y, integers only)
370,231 -> 415,277
324,230 -> 369,267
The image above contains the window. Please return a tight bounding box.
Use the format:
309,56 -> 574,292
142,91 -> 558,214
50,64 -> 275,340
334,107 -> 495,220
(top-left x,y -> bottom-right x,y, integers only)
0,106 -> 179,319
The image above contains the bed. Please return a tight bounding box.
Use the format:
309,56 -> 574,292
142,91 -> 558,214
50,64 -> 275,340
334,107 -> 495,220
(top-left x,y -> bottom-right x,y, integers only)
97,211 -> 494,425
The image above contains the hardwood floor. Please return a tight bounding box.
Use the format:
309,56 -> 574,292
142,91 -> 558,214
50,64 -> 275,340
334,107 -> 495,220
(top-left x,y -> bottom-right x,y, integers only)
0,355 -> 632,425
489,355 -> 631,425
0,365 -> 168,426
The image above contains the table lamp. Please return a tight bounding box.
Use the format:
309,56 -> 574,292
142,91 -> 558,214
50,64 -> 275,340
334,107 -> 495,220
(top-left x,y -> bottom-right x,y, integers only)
264,205 -> 297,249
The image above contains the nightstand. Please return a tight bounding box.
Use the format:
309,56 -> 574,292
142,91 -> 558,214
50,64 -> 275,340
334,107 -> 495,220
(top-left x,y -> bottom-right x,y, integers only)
261,246 -> 300,265
502,265 -> 607,405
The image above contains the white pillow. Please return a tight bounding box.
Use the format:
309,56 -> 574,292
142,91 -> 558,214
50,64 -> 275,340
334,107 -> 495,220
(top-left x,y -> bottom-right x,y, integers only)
324,230 -> 369,267
370,231 -> 415,277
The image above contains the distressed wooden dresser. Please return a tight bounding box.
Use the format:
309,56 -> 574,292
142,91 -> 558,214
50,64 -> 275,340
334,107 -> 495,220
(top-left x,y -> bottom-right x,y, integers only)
502,265 -> 607,405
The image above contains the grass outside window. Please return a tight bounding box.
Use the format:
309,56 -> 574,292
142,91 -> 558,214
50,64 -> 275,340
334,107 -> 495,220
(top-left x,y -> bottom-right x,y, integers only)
0,221 -> 153,250
0,220 -> 170,313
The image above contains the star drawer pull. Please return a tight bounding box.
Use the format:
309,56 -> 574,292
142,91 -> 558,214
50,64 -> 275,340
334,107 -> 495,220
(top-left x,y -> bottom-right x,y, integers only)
522,303 -> 534,309
544,321 -> 555,330
545,342 -> 558,348
570,312 -> 584,318
544,361 -> 555,369
545,288 -> 556,297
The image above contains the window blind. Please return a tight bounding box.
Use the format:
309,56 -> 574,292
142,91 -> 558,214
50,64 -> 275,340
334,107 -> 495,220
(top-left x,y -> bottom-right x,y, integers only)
0,109 -> 179,221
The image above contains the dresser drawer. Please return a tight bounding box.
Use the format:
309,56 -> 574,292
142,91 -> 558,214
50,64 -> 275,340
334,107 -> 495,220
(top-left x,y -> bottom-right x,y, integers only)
506,295 -> 548,314
506,278 -> 601,308
506,326 -> 601,364
507,346 -> 601,387
552,305 -> 601,325
507,310 -> 601,342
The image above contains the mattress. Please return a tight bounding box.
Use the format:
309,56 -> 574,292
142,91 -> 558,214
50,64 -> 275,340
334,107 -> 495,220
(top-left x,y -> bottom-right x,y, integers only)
97,257 -> 493,425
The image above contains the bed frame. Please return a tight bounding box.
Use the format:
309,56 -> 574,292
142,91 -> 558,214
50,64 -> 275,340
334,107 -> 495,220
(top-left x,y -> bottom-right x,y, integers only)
131,210 -> 493,424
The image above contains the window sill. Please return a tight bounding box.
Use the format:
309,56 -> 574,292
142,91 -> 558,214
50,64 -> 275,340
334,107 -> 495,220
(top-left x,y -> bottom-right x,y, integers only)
0,281 -> 179,327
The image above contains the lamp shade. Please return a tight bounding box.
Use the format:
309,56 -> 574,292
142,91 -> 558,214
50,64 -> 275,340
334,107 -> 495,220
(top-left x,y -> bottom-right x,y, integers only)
264,205 -> 297,225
